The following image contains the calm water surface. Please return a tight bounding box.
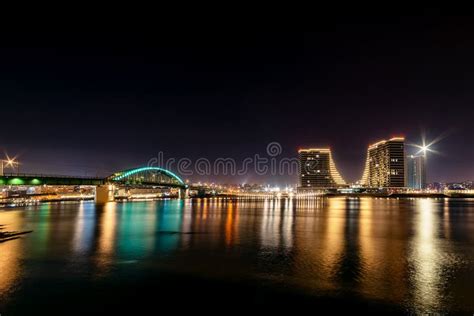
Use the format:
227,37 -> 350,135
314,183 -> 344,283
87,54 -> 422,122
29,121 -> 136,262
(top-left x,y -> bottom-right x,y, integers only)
1,198 -> 474,314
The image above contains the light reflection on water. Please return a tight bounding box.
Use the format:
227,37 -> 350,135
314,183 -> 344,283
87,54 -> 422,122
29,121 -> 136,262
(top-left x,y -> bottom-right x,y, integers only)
1,197 -> 474,313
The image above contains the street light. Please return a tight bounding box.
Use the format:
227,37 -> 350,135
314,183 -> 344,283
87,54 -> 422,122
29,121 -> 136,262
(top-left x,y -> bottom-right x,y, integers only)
0,156 -> 20,176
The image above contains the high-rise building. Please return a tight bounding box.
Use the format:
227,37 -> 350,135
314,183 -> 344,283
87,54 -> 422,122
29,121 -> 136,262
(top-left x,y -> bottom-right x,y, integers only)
360,137 -> 405,188
298,148 -> 346,188
407,154 -> 426,190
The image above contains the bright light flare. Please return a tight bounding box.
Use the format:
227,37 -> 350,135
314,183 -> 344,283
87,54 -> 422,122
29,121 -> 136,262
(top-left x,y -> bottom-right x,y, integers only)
413,141 -> 437,156
416,142 -> 434,155
408,130 -> 450,157
3,154 -> 20,167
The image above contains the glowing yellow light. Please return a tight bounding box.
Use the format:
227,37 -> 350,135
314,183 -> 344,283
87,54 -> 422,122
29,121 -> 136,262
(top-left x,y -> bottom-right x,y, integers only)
3,154 -> 19,168
298,148 -> 331,153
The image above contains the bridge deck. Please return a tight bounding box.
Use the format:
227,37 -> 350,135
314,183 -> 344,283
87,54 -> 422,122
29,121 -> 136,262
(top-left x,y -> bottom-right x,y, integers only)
0,173 -> 105,186
0,173 -> 186,188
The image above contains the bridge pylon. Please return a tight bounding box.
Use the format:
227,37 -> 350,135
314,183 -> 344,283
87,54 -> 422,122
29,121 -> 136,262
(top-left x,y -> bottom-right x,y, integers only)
96,184 -> 115,204
179,188 -> 189,199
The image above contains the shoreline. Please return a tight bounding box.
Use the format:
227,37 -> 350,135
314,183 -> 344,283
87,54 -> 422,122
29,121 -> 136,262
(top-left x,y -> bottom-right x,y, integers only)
0,193 -> 473,209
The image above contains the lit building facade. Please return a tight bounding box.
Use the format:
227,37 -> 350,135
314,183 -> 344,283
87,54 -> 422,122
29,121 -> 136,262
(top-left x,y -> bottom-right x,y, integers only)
360,137 -> 405,188
298,148 -> 346,188
406,154 -> 426,190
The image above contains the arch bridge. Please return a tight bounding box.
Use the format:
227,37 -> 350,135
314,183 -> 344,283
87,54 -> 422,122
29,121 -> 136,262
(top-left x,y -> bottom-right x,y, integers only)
107,167 -> 186,188
0,166 -> 188,202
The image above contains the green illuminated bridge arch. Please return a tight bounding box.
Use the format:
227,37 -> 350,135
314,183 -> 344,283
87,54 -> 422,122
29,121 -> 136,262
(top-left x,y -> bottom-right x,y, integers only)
0,166 -> 187,189
107,167 -> 186,188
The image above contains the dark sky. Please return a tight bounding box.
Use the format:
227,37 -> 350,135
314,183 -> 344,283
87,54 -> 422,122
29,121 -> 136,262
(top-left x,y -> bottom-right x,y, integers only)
1,19 -> 473,184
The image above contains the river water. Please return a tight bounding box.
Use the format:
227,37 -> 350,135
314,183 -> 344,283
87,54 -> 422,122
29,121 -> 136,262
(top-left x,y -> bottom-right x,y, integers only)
1,198 -> 474,314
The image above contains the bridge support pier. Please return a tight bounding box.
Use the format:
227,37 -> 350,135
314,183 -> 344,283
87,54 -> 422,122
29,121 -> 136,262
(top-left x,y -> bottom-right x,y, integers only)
178,188 -> 189,199
96,185 -> 115,204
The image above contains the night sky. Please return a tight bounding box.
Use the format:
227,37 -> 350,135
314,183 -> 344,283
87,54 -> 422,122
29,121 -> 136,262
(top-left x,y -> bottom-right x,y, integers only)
1,19 -> 473,184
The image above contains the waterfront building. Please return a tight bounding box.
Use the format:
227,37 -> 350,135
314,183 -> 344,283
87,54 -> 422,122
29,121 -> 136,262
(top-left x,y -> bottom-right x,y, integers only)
298,148 -> 346,189
406,154 -> 426,190
360,137 -> 405,188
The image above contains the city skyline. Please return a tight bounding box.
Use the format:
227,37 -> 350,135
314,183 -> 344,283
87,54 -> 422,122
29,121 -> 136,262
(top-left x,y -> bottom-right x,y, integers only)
0,134 -> 459,187
0,130 -> 462,185
0,26 -> 473,183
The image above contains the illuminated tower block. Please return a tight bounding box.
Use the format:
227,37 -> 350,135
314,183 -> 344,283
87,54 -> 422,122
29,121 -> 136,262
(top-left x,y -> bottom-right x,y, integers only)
298,148 -> 346,188
360,137 -> 405,188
